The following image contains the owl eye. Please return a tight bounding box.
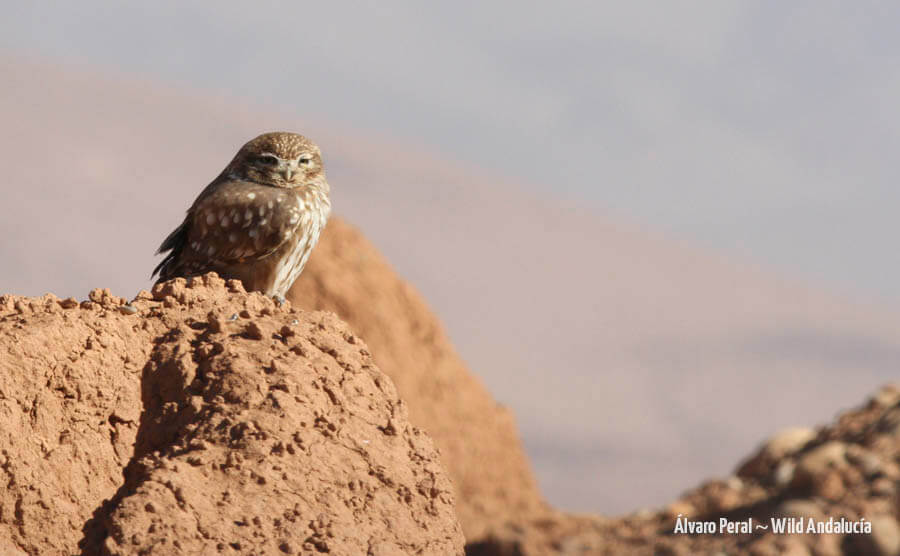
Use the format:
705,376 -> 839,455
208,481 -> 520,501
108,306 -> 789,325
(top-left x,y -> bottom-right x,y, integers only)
299,156 -> 312,166
256,154 -> 279,166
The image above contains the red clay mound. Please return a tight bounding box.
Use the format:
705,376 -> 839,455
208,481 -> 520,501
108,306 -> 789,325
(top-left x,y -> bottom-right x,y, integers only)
2,215 -> 897,556
0,275 -> 463,555
288,217 -> 547,540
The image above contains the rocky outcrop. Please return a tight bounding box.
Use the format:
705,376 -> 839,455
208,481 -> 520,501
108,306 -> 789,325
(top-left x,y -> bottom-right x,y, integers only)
469,384 -> 900,555
0,275 -> 463,555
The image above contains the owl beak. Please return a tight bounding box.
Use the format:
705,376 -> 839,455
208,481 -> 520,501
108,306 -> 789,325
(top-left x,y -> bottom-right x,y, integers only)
280,161 -> 299,181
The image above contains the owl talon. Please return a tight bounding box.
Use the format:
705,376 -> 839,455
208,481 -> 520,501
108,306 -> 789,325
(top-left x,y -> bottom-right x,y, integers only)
274,295 -> 286,307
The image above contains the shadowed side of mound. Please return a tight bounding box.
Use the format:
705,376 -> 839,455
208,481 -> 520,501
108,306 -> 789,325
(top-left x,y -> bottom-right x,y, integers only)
79,276 -> 464,554
289,217 -> 547,540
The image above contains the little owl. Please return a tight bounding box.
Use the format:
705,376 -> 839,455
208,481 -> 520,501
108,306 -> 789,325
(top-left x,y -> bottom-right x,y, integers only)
152,132 -> 331,300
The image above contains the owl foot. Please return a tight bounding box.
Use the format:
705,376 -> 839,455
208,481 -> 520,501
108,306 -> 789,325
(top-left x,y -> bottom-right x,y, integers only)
273,295 -> 287,307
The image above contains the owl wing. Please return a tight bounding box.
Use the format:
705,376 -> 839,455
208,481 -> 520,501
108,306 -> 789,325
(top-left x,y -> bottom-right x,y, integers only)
153,180 -> 300,280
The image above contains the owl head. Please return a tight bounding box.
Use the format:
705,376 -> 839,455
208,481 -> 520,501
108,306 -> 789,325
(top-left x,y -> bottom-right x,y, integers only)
226,132 -> 325,188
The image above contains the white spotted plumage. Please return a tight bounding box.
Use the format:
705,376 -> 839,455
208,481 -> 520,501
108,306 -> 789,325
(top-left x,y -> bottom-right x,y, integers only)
153,132 -> 332,298
270,190 -> 329,296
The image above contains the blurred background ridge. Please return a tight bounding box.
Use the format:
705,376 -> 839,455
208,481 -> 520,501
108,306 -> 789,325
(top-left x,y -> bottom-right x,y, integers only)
2,1 -> 900,513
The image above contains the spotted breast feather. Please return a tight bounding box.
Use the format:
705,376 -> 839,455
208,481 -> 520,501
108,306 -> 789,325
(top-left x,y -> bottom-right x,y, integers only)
152,131 -> 331,299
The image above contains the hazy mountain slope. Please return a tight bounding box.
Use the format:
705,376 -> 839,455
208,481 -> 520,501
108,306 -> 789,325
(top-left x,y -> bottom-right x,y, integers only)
2,55 -> 899,512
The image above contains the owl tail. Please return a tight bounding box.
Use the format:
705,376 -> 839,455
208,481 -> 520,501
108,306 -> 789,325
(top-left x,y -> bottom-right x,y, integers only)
151,220 -> 188,281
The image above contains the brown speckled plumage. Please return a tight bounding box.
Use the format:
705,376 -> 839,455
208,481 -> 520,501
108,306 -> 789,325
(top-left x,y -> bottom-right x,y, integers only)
153,132 -> 331,298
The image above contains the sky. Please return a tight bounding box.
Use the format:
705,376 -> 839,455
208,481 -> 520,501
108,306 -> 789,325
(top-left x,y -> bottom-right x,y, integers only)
3,1 -> 900,304
3,1 -> 900,514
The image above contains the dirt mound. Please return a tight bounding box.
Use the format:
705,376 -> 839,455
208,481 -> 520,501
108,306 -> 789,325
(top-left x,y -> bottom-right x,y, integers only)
288,217 -> 547,539
10,214 -> 894,555
470,384 -> 900,555
0,275 -> 463,555
0,291 -> 144,555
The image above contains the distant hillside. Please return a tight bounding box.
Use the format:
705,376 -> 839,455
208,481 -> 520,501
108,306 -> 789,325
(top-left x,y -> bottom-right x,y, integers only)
3,54 -> 900,512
